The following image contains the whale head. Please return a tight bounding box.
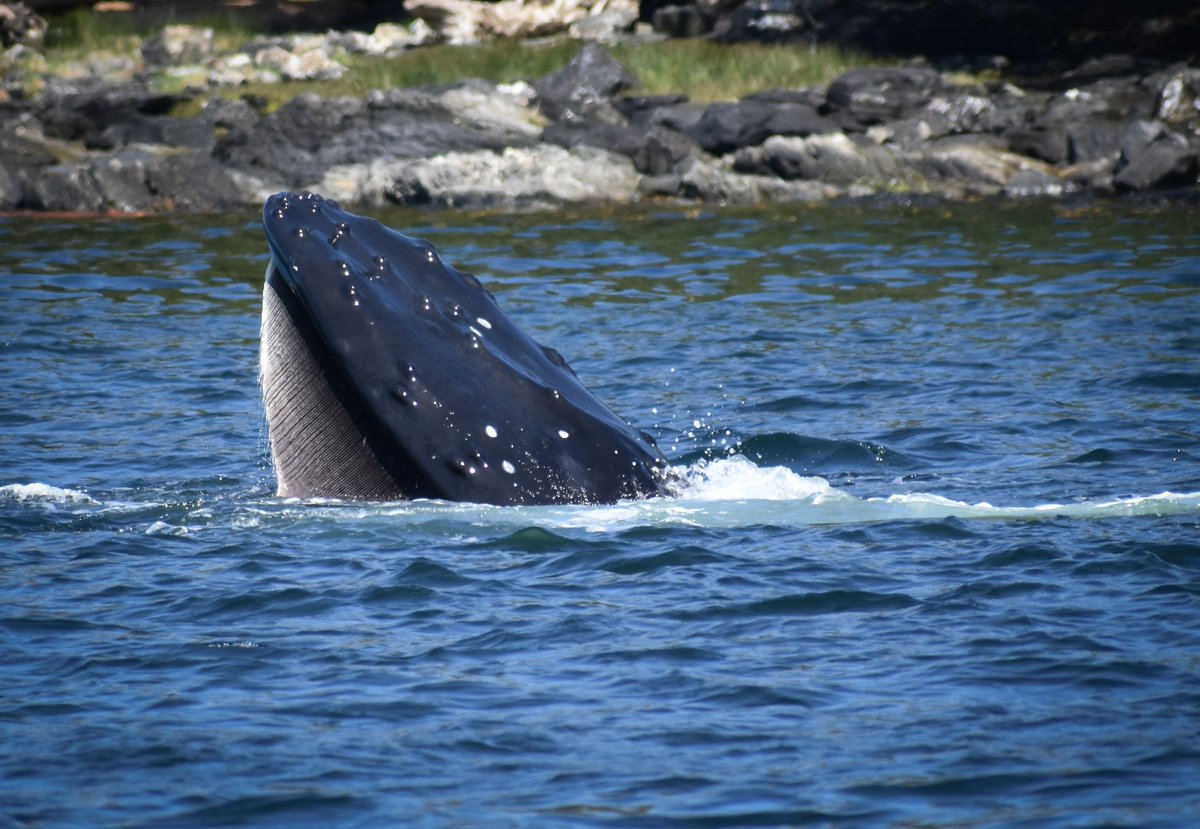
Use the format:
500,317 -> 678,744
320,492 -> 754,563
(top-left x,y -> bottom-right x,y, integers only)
259,191 -> 669,505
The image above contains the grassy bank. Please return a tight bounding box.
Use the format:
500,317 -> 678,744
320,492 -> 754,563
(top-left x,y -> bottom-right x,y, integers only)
255,38 -> 883,107
40,8 -> 887,109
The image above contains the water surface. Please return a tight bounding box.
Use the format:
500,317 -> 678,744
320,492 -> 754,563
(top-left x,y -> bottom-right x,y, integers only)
3,199 -> 1199,827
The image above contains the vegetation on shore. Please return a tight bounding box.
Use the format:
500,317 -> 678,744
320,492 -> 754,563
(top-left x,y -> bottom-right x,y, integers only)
35,7 -> 886,110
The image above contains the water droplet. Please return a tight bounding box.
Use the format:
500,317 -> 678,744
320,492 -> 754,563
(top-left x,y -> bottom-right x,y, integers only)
476,317 -> 492,330
502,460 -> 516,474
485,425 -> 498,438
558,429 -> 570,439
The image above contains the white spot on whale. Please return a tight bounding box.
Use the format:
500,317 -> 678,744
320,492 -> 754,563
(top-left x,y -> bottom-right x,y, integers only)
476,317 -> 492,329
485,425 -> 498,438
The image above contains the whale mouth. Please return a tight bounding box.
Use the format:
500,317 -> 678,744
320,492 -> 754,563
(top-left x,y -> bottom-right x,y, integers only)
258,191 -> 669,505
260,262 -> 417,500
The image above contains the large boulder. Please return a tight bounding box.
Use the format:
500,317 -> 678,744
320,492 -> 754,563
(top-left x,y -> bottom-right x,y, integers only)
1113,120 -> 1198,191
1153,65 -> 1200,129
88,148 -> 158,212
315,145 -> 641,210
215,88 -> 537,187
534,44 -> 638,122
23,163 -> 105,212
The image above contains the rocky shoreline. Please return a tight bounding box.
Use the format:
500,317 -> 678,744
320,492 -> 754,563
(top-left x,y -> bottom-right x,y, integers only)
2,23 -> 1198,214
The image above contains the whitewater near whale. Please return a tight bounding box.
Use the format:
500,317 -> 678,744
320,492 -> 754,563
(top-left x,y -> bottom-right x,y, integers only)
259,191 -> 671,505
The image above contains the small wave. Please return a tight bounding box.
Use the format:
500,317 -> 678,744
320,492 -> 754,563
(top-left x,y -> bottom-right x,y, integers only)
873,490 -> 1200,521
169,459 -> 1200,535
0,482 -> 97,505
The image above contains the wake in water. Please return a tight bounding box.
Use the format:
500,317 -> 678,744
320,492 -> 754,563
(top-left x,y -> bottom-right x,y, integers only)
6,456 -> 1199,534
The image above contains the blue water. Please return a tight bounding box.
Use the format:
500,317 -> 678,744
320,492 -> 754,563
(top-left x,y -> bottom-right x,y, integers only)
3,200 -> 1200,827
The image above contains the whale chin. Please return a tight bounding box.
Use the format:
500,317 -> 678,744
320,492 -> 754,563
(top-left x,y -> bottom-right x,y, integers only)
258,191 -> 669,505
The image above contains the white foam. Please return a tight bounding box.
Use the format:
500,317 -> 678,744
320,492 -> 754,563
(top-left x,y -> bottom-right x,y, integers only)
0,483 -> 97,505
668,455 -> 843,503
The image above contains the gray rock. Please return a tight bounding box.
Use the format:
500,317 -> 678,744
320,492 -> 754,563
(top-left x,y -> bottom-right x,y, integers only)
141,25 -> 215,68
826,66 -> 944,126
630,100 -> 707,134
0,111 -> 63,168
742,87 -> 826,107
534,44 -> 638,123
1153,65 -> 1200,127
88,148 -> 158,212
1120,118 -> 1166,160
1061,155 -> 1119,191
676,157 -> 761,204
709,0 -> 812,43
910,136 -> 1060,197
983,85 -> 1053,135
543,118 -> 699,175
0,159 -> 22,208
25,163 -> 105,212
1067,120 -> 1125,164
749,132 -> 903,186
569,8 -> 639,41
637,173 -> 683,198
215,90 -> 535,187
318,145 -> 641,210
923,90 -> 996,134
652,4 -> 711,38
1114,125 -> 1198,191
686,99 -> 837,155
33,81 -> 188,148
147,151 -> 249,212
200,97 -> 260,132
1007,126 -> 1070,165
615,94 -> 690,121
0,1 -> 46,48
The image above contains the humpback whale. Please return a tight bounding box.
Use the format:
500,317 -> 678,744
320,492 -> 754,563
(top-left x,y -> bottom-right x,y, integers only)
260,191 -> 670,505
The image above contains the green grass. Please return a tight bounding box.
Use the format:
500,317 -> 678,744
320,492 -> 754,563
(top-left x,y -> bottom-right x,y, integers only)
330,38 -> 882,102
615,39 -> 882,100
223,38 -> 885,112
38,8 -> 888,110
44,7 -> 259,57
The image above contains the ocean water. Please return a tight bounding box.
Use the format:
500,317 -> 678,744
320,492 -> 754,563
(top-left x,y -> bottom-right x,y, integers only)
2,199 -> 1199,827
